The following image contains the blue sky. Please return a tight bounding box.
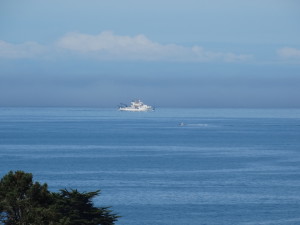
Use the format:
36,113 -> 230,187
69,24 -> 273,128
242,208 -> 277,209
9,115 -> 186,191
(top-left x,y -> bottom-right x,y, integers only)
0,0 -> 299,107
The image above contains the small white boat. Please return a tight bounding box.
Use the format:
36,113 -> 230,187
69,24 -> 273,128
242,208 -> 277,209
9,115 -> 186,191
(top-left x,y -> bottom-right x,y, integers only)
119,100 -> 154,112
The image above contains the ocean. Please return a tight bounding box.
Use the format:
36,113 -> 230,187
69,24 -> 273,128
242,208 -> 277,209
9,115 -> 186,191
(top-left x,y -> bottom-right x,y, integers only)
1,108 -> 300,225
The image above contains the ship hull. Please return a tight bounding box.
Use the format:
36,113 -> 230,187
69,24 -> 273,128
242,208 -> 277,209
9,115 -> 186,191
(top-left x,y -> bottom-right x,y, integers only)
119,107 -> 153,112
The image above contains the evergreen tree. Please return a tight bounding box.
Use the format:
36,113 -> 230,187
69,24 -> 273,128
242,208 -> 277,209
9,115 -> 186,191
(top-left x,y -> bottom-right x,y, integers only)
0,171 -> 55,225
54,189 -> 118,225
0,171 -> 118,225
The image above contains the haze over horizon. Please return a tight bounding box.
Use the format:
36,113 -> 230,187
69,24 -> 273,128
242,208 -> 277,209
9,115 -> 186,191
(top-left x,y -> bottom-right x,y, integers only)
0,0 -> 299,108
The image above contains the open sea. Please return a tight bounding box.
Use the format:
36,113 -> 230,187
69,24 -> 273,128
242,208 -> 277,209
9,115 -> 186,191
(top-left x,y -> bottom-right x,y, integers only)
1,107 -> 300,225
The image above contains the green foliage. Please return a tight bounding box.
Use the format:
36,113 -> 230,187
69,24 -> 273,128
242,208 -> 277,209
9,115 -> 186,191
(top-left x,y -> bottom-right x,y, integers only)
0,171 -> 118,225
54,189 -> 118,225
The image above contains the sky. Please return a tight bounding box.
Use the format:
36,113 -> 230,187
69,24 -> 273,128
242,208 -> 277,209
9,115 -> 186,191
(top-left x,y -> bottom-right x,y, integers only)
0,0 -> 299,107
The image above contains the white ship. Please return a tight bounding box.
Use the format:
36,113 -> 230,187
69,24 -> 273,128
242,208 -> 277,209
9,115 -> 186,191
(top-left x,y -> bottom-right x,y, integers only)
119,100 -> 154,112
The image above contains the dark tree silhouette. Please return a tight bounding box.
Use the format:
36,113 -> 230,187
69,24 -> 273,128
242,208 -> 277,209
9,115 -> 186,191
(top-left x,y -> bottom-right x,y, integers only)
0,171 -> 118,225
54,189 -> 118,225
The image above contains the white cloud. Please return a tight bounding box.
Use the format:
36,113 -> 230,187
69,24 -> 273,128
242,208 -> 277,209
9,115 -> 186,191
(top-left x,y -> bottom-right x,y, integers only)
277,47 -> 300,60
0,31 -> 252,62
56,31 -> 252,62
0,40 -> 46,59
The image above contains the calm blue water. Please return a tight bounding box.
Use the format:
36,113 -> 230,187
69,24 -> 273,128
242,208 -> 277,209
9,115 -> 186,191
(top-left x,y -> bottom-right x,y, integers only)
1,108 -> 300,225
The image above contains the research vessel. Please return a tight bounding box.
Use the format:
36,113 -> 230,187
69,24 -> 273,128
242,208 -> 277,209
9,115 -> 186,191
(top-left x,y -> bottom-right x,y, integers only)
119,100 -> 154,112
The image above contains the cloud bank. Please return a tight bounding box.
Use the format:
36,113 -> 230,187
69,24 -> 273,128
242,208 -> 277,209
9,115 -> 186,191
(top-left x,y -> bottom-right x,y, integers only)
0,40 -> 46,59
277,47 -> 300,60
1,31 -> 252,62
56,31 -> 252,62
